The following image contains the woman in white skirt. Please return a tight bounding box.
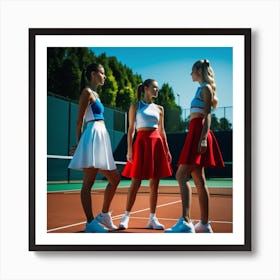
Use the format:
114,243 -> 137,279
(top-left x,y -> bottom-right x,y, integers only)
68,63 -> 120,233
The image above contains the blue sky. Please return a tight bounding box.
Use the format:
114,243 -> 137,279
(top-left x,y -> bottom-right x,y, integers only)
90,47 -> 233,121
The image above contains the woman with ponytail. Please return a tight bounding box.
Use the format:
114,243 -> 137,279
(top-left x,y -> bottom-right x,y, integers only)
68,63 -> 120,233
165,59 -> 224,233
119,79 -> 173,230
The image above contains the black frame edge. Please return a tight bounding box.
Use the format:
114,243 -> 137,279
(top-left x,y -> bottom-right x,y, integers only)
29,28 -> 252,251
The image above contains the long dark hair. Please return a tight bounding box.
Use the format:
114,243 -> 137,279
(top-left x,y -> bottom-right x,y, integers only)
137,79 -> 156,101
80,63 -> 103,92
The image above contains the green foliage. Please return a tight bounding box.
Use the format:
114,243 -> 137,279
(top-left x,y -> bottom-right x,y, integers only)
219,117 -> 232,131
117,87 -> 135,111
99,67 -> 119,107
185,113 -> 232,132
47,48 -> 139,109
210,114 -> 232,131
156,83 -> 176,107
154,83 -> 188,132
47,47 -> 231,133
210,114 -> 220,131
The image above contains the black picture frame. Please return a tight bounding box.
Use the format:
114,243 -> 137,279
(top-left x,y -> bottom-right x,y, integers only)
29,28 -> 251,251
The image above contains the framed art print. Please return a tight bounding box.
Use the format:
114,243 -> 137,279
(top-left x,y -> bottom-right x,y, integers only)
29,28 -> 251,251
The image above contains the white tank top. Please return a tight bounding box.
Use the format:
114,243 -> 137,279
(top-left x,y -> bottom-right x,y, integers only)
135,101 -> 160,129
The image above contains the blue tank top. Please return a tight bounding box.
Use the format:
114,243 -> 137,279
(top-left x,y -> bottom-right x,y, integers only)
135,101 -> 160,129
84,89 -> 105,122
190,82 -> 208,115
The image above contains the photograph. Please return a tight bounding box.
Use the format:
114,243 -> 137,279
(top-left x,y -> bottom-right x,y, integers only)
29,28 -> 251,251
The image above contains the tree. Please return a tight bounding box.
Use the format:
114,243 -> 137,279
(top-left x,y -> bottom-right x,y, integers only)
116,87 -> 135,111
100,70 -> 119,107
219,117 -> 232,131
156,83 -> 176,107
60,58 -> 83,100
155,83 -> 187,132
47,48 -> 232,131
210,114 -> 220,131
108,56 -> 140,110
185,113 -> 232,132
47,48 -> 142,109
47,47 -> 92,100
47,48 -> 66,95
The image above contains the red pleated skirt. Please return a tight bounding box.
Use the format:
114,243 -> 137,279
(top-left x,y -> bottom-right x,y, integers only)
177,117 -> 225,168
122,130 -> 173,179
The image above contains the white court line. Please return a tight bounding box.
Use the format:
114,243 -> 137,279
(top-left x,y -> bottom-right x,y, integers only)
47,221 -> 86,232
47,200 -> 181,232
130,216 -> 233,224
47,154 -> 125,165
47,199 -> 232,232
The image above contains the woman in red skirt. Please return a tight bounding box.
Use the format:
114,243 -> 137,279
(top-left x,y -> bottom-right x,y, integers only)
165,59 -> 225,233
119,79 -> 173,230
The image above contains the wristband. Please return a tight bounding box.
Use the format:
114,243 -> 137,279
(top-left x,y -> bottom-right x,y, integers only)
201,139 -> 207,147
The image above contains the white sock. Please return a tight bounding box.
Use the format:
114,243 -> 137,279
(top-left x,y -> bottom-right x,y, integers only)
150,213 -> 155,219
125,211 -> 130,216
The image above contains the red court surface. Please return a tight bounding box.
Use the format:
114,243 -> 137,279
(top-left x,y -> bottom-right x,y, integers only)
47,185 -> 232,233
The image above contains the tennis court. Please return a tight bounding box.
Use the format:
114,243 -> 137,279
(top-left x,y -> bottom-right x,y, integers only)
47,97 -> 233,234
47,178 -> 232,233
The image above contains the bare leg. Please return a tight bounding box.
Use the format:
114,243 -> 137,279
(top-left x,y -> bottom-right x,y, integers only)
191,167 -> 209,224
100,169 -> 120,213
125,178 -> 142,212
81,168 -> 98,222
149,178 -> 160,213
175,164 -> 192,222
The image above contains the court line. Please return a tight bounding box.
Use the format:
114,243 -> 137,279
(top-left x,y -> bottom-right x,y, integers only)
47,154 -> 125,165
47,200 -> 181,232
47,221 -> 86,232
130,216 -> 233,224
47,199 -> 232,232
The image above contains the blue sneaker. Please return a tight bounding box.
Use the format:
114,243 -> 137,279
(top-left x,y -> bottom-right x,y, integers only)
85,219 -> 109,233
165,217 -> 195,233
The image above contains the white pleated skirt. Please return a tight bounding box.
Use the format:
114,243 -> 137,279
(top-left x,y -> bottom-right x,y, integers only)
68,121 -> 116,171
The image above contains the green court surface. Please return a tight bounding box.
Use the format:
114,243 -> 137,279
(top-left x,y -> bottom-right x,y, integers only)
47,178 -> 232,192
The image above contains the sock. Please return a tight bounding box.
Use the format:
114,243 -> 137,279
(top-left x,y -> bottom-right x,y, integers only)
150,213 -> 155,219
125,211 -> 130,216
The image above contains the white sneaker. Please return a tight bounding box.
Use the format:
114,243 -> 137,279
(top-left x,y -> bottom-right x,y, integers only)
194,220 -> 213,233
85,219 -> 109,233
118,214 -> 130,229
95,212 -> 117,230
147,216 -> 165,230
165,217 -> 195,233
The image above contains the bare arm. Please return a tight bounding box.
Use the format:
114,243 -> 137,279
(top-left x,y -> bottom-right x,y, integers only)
70,89 -> 91,155
126,103 -> 137,162
198,85 -> 212,154
158,105 -> 172,163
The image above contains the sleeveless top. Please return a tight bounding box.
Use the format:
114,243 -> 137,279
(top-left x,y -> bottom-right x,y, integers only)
84,88 -> 105,122
135,101 -> 160,129
190,82 -> 209,115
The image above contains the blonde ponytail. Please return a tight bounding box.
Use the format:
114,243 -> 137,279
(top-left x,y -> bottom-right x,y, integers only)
193,59 -> 218,109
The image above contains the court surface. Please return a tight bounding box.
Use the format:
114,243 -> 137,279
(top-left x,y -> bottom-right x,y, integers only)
47,179 -> 232,233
